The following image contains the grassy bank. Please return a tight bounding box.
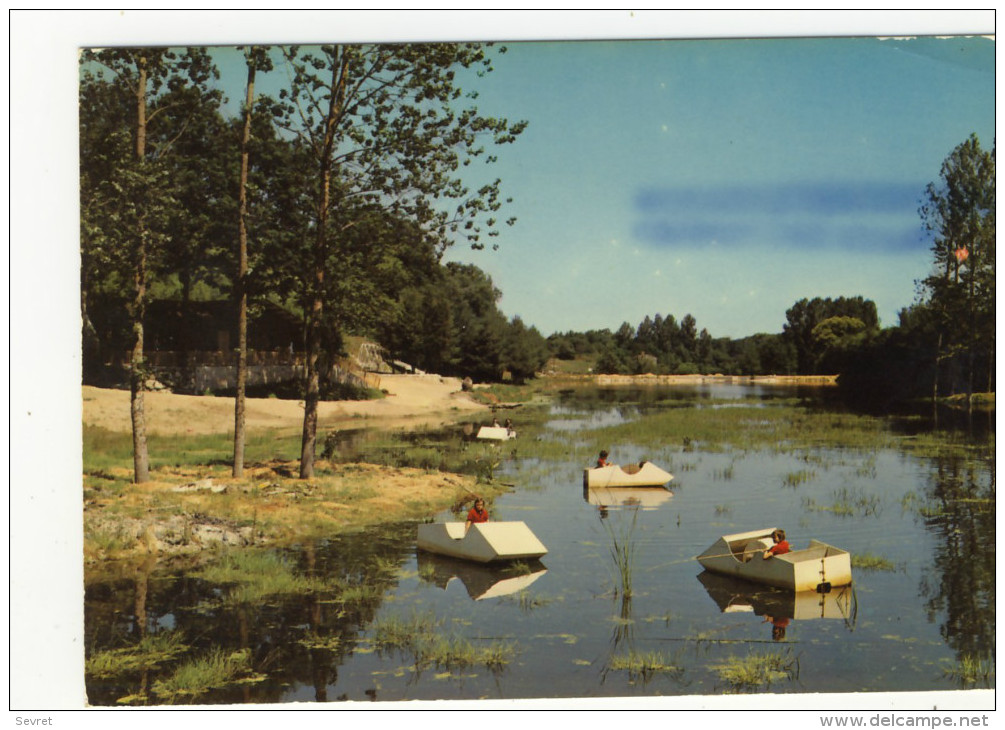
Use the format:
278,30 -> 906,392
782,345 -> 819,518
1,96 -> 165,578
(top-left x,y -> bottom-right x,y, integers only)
83,424 -> 509,563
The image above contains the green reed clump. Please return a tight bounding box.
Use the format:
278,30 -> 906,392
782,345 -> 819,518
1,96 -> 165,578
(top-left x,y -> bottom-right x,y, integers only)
152,648 -> 264,702
712,650 -> 797,691
298,632 -> 342,651
943,654 -> 994,688
713,465 -> 735,481
783,469 -> 816,488
714,504 -> 732,516
609,650 -> 683,681
371,610 -> 439,649
194,550 -> 338,605
503,560 -> 534,576
371,610 -> 516,671
601,509 -> 640,599
86,630 -> 189,679
417,635 -> 517,671
802,487 -> 880,518
851,553 -> 898,572
511,591 -> 553,612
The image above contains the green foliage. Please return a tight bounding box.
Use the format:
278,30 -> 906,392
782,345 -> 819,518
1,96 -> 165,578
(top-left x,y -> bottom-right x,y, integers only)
609,650 -> 683,681
851,553 -> 898,572
371,610 -> 516,671
86,631 -> 190,679
712,650 -> 797,691
151,648 -> 264,702
942,654 -> 994,688
784,296 -> 879,374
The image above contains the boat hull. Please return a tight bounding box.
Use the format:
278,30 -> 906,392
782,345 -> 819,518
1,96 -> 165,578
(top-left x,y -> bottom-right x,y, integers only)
477,426 -> 516,440
696,528 -> 852,592
583,462 -> 673,488
417,521 -> 547,563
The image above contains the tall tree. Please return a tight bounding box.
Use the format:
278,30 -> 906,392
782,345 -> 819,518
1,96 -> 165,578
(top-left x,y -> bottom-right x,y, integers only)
784,296 -> 878,374
918,134 -> 995,400
233,46 -> 274,478
275,43 -> 526,478
80,47 -> 220,482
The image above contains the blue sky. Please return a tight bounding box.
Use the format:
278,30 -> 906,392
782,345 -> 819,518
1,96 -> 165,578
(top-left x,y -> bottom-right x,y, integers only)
433,36 -> 995,338
210,32 -> 994,338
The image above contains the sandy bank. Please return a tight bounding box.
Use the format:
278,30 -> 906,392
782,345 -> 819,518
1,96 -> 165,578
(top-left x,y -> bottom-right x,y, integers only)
82,373 -> 487,436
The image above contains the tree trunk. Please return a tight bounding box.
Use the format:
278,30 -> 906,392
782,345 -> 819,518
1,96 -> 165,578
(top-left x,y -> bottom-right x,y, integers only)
300,53 -> 347,479
932,331 -> 942,404
130,55 -> 151,484
233,61 -> 256,478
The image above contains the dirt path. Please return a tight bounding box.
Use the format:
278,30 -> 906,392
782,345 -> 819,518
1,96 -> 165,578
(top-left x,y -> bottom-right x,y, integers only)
82,373 -> 487,435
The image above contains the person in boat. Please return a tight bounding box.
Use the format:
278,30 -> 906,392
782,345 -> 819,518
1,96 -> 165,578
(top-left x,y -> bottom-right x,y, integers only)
491,416 -> 500,427
596,450 -> 612,468
762,529 -> 791,560
504,417 -> 514,435
465,498 -> 489,533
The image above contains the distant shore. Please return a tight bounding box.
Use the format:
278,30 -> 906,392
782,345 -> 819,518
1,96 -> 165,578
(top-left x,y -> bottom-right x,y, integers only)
562,373 -> 839,387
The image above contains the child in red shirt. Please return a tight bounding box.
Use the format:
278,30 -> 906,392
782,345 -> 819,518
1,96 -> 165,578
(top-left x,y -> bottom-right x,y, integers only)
465,498 -> 488,533
762,529 -> 790,559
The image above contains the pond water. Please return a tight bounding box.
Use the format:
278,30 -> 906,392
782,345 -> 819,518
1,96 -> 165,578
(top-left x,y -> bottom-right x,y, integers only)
84,385 -> 995,706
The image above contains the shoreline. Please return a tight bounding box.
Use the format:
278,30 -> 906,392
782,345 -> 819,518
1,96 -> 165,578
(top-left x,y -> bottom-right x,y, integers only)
576,373 -> 838,387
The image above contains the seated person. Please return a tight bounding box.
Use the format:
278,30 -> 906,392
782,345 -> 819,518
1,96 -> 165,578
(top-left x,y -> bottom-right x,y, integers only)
465,498 -> 489,533
762,529 -> 791,560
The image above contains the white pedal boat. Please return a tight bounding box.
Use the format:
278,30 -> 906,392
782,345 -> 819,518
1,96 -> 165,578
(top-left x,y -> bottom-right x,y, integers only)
583,462 -> 673,488
417,521 -> 547,563
696,528 -> 852,592
477,426 -> 517,441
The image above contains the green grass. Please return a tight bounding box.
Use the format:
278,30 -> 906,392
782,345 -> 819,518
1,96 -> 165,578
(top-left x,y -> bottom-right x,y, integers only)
802,487 -> 880,518
371,610 -> 517,671
83,424 -> 302,476
712,650 -> 797,691
783,469 -> 816,488
86,631 -> 189,679
193,550 -> 341,605
151,648 -> 265,702
602,510 -> 639,599
609,650 -> 683,681
942,654 -> 994,688
851,553 -> 899,572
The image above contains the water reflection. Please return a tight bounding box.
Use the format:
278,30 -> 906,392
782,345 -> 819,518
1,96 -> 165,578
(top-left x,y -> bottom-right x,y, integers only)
416,552 -> 548,600
697,571 -> 857,640
917,451 -> 996,670
584,484 -> 674,514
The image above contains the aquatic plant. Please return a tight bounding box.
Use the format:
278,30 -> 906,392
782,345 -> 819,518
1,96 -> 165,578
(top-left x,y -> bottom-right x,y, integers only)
370,610 -> 516,671
713,464 -> 735,481
851,553 -> 898,572
503,560 -> 534,576
802,487 -> 880,518
521,591 -> 553,611
711,650 -> 797,691
942,654 -> 994,688
601,508 -> 640,599
783,469 -> 816,488
85,631 -> 189,679
298,632 -> 342,651
609,650 -> 684,682
713,504 -> 732,516
151,648 -> 265,702
194,550 -> 339,605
